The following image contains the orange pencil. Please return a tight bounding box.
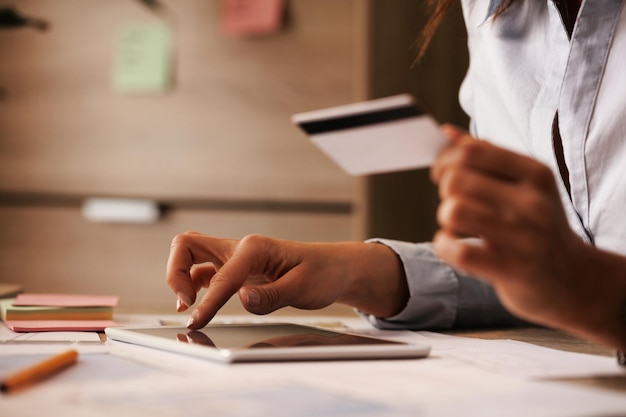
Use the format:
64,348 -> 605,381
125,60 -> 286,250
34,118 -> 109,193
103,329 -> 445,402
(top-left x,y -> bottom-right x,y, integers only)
1,349 -> 79,393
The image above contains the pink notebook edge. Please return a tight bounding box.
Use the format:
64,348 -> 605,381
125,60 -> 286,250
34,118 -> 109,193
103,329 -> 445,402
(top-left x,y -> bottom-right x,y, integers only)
13,293 -> 119,307
5,320 -> 119,332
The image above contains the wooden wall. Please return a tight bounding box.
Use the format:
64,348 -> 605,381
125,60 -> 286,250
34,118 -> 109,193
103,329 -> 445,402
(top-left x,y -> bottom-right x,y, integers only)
0,0 -> 469,313
0,0 -> 358,202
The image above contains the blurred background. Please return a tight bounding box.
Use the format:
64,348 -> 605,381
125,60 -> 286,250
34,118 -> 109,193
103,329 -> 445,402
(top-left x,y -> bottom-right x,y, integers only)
0,0 -> 468,313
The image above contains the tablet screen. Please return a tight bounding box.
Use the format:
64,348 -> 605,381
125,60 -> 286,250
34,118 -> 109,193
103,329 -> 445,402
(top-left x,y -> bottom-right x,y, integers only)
105,323 -> 430,362
133,323 -> 399,349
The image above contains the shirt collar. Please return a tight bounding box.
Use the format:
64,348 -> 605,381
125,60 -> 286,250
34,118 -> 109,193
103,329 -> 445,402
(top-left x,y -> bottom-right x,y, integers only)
486,0 -> 506,18
477,0 -> 507,26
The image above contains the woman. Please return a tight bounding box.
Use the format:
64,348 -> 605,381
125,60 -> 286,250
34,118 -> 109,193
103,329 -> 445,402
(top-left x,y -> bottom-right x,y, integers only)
166,0 -> 626,353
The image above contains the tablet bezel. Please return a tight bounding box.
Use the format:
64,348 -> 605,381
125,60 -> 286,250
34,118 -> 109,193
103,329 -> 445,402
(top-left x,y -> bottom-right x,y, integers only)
104,323 -> 430,363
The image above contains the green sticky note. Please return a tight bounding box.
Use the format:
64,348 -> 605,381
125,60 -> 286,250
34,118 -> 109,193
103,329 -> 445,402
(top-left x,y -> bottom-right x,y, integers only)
113,25 -> 173,93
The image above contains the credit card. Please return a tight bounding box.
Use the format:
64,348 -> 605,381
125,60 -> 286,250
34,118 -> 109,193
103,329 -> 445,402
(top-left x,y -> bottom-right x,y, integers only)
292,94 -> 446,176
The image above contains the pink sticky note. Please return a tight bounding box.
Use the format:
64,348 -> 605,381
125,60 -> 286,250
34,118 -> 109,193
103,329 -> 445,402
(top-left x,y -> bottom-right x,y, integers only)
5,320 -> 118,332
13,293 -> 119,307
220,0 -> 285,37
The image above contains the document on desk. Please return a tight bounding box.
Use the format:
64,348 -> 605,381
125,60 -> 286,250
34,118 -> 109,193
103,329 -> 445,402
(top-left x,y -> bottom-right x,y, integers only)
3,347 -> 626,417
2,315 -> 626,417
389,330 -> 622,380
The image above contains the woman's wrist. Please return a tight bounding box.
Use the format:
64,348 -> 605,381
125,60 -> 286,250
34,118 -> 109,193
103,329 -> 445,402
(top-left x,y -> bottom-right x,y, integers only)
564,245 -> 626,352
338,241 -> 409,318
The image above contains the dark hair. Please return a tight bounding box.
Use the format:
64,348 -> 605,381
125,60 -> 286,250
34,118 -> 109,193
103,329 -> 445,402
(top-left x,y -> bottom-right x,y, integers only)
417,0 -> 515,60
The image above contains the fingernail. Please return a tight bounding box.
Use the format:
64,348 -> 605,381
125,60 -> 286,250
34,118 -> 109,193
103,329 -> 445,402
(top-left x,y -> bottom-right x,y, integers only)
177,292 -> 192,312
441,124 -> 463,140
246,288 -> 261,307
186,311 -> 198,328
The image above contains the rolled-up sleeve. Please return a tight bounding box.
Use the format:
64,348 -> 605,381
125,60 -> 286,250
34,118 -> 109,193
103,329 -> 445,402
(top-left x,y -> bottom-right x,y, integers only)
362,239 -> 526,330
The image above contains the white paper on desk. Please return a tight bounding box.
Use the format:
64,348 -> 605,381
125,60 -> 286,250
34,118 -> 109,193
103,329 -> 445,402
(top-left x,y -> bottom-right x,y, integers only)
6,342 -> 626,417
3,315 -> 626,417
292,94 -> 446,176
408,331 -> 623,380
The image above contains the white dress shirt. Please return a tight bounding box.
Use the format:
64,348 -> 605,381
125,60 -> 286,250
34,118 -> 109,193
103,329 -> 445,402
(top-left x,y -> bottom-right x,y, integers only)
368,0 -> 626,329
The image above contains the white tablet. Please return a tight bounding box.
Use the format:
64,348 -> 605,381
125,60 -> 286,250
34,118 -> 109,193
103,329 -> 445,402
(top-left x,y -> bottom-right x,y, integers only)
105,323 -> 430,363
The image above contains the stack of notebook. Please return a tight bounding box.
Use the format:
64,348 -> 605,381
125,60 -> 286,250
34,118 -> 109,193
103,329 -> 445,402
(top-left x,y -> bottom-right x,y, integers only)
0,293 -> 118,332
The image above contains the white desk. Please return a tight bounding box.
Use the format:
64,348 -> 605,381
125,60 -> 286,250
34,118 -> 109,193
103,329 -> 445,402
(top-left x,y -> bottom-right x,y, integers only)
2,313 -> 625,417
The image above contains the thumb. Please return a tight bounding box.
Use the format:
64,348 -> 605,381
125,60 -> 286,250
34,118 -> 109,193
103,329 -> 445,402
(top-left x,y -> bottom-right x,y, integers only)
238,286 -> 284,315
440,124 -> 468,143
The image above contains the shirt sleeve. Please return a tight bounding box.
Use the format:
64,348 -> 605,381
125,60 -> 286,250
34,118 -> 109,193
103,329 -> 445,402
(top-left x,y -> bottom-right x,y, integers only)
361,239 -> 527,330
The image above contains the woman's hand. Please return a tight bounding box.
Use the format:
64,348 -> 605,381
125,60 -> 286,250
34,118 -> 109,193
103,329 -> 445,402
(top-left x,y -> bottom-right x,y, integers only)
166,233 -> 408,329
431,126 -> 626,350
